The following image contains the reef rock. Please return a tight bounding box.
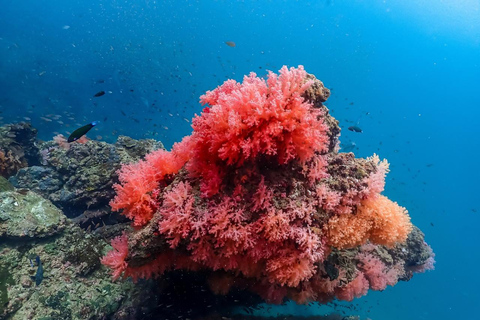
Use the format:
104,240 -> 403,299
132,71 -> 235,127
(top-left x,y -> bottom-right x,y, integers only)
9,135 -> 164,227
0,190 -> 66,238
0,220 -> 159,320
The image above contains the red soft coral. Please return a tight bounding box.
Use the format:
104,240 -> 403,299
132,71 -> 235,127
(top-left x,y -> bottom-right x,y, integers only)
188,65 -> 329,197
100,233 -> 129,280
110,142 -> 190,226
110,158 -> 160,226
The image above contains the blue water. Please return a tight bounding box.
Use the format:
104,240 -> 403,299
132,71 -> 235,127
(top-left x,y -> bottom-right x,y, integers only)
1,1 -> 479,319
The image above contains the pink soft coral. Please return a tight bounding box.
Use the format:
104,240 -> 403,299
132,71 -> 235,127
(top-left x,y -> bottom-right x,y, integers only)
335,272 -> 369,301
356,251 -> 403,290
364,154 -> 390,197
156,178 -> 325,287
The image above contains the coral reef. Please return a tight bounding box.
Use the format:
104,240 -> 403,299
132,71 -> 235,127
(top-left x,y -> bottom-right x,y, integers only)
9,135 -> 164,227
0,188 -> 158,319
102,66 -> 435,305
0,65 -> 435,319
0,125 -> 175,319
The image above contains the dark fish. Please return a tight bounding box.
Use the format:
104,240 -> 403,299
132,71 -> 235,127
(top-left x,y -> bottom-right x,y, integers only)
68,121 -> 98,142
225,41 -> 236,47
17,188 -> 29,195
348,125 -> 363,133
93,91 -> 105,97
30,256 -> 43,286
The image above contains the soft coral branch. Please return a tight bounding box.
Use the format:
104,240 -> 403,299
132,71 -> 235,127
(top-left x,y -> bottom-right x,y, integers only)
190,65 -> 329,197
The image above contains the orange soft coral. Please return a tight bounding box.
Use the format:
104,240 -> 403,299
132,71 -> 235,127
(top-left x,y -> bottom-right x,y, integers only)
363,195 -> 413,246
325,195 -> 413,249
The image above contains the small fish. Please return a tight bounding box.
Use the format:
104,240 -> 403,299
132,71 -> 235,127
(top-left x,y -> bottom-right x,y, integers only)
225,41 -> 236,47
348,125 -> 363,133
30,256 -> 43,286
68,121 -> 98,142
341,141 -> 356,152
93,91 -> 105,97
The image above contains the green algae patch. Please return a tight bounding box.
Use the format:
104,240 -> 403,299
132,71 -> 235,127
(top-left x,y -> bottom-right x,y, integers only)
0,176 -> 14,192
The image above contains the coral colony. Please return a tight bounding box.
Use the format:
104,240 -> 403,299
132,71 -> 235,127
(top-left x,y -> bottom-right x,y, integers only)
102,66 -> 434,304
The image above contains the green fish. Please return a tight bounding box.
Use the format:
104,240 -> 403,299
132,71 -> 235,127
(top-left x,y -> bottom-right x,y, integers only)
68,121 -> 98,142
348,125 -> 363,133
